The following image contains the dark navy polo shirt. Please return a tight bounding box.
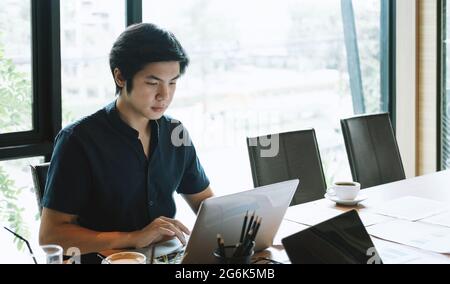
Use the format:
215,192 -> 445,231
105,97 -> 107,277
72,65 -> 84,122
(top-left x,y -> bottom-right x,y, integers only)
42,101 -> 210,232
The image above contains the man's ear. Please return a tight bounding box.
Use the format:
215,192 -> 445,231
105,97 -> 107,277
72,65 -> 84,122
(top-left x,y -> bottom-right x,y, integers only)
113,68 -> 126,88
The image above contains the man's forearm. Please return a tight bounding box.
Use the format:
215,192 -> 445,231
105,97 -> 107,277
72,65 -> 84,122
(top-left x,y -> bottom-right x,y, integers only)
40,223 -> 136,255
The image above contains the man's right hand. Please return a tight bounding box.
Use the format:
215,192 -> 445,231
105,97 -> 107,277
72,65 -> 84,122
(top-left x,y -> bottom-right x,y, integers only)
131,216 -> 191,249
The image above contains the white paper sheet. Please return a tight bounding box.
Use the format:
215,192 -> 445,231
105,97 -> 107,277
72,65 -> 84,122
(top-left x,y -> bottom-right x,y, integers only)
367,220 -> 450,254
371,238 -> 422,264
358,211 -> 396,227
369,196 -> 449,221
421,211 -> 450,228
284,204 -> 342,226
285,205 -> 394,227
273,220 -> 308,246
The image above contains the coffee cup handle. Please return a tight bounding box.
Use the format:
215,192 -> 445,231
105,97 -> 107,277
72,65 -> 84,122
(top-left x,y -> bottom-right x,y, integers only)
326,188 -> 336,196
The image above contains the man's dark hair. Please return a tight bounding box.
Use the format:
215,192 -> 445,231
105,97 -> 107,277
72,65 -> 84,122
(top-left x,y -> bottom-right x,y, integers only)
109,23 -> 189,95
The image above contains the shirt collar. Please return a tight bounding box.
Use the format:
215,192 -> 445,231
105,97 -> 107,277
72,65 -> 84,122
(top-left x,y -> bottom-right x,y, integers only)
105,100 -> 160,144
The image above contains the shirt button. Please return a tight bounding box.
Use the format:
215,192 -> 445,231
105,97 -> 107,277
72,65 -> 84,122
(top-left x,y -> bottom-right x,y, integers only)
149,201 -> 154,207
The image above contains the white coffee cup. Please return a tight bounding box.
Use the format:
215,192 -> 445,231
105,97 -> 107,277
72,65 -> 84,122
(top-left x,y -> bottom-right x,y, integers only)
327,181 -> 361,200
104,252 -> 146,264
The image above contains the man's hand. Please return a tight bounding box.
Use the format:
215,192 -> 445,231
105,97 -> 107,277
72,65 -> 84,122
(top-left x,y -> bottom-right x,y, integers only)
132,216 -> 190,248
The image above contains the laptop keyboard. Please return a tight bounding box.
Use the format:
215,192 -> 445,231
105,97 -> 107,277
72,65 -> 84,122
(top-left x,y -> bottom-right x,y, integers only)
153,249 -> 185,264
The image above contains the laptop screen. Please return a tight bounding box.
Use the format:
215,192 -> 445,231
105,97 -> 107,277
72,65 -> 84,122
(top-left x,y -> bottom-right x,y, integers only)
282,210 -> 382,264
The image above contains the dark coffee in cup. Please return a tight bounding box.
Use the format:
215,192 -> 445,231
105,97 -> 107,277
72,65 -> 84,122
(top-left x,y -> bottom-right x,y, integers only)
334,182 -> 357,186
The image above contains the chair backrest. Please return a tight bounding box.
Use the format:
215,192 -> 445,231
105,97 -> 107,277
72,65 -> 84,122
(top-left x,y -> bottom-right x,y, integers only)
340,113 -> 405,189
247,129 -> 327,206
30,162 -> 50,215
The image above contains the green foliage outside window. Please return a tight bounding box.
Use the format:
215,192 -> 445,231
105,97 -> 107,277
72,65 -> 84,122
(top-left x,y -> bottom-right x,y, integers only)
0,42 -> 31,250
0,167 -> 28,250
0,45 -> 32,133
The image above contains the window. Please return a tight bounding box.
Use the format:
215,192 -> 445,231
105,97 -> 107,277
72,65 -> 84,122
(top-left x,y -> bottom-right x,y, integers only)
0,0 -> 32,134
143,0 -> 390,200
61,0 -> 125,126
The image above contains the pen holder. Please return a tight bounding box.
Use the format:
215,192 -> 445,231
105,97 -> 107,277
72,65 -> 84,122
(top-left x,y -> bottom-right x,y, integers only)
213,242 -> 255,264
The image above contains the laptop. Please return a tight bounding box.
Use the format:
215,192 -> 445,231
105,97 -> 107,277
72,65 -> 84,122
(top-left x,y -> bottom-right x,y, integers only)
282,210 -> 383,264
181,179 -> 299,264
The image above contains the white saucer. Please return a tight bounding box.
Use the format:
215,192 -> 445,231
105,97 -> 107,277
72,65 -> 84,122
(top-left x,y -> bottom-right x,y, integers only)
324,193 -> 367,206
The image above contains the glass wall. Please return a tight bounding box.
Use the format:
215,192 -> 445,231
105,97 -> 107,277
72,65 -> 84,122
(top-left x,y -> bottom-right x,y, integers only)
60,0 -> 125,126
143,0 -> 386,199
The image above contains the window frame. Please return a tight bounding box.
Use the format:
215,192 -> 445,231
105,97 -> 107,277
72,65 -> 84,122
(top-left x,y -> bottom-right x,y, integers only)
126,0 -> 142,26
439,0 -> 444,171
0,0 -> 61,162
383,0 -> 397,125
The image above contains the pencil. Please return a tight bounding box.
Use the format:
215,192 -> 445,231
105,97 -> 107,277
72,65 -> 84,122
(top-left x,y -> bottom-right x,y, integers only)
252,217 -> 262,242
250,216 -> 258,233
245,211 -> 256,239
239,211 -> 248,243
244,218 -> 261,256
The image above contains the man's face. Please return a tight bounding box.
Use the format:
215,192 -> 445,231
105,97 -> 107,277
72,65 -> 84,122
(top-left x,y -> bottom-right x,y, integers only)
122,61 -> 180,120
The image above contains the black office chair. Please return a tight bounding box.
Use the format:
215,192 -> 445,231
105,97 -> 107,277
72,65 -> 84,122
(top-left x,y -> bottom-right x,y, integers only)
30,162 -> 50,215
247,129 -> 327,206
340,113 -> 405,189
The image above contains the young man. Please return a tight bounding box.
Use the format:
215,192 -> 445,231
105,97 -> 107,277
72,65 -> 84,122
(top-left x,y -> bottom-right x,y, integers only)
39,23 -> 214,255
